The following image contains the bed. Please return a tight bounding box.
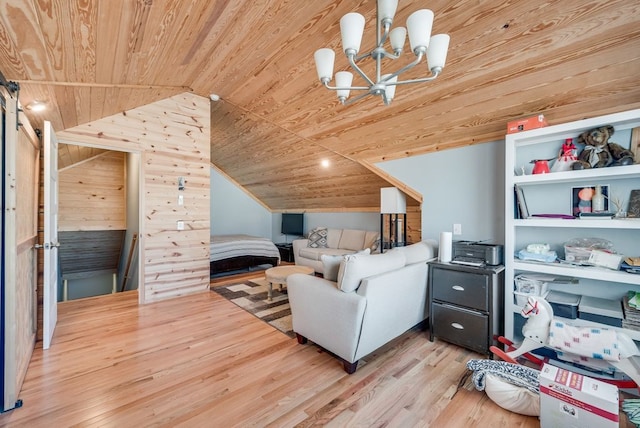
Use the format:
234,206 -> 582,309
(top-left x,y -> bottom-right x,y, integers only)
210,234 -> 281,274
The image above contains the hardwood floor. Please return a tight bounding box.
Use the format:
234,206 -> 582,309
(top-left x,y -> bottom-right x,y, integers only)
1,270 -> 542,427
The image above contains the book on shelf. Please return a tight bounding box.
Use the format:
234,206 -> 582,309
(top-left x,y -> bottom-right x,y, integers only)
514,184 -> 530,219
577,212 -> 615,219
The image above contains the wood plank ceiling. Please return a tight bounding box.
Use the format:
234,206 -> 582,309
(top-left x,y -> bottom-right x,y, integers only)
1,0 -> 639,212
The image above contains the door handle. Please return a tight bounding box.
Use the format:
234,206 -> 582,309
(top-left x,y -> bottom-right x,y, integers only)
37,242 -> 60,250
452,285 -> 465,292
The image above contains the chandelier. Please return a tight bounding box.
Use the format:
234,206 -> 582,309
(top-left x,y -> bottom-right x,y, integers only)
313,0 -> 450,106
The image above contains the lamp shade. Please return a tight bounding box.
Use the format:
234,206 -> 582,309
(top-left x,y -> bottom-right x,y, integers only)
380,187 -> 406,213
314,48 -> 335,81
427,34 -> 450,70
406,9 -> 434,53
335,71 -> 354,99
377,0 -> 398,23
340,12 -> 366,53
381,74 -> 398,102
389,27 -> 406,53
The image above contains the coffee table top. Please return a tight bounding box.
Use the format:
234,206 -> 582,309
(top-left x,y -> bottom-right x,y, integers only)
265,265 -> 314,284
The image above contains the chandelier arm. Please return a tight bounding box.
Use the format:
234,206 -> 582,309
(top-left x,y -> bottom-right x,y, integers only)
381,51 -> 400,60
393,70 -> 441,86
342,89 -> 376,106
379,52 -> 423,83
347,53 -> 375,86
322,80 -> 370,91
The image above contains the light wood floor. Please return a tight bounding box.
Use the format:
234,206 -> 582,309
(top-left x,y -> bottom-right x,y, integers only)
1,270 -> 543,427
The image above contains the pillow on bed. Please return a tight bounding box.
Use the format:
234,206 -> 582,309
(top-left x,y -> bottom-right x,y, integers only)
307,227 -> 328,248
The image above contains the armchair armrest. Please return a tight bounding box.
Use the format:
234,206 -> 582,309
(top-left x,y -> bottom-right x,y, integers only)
292,239 -> 309,264
354,262 -> 429,360
287,273 -> 366,363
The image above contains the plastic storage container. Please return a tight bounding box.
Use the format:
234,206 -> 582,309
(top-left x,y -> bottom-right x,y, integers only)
513,274 -> 550,306
546,290 -> 580,319
563,237 -> 613,264
578,295 -> 623,327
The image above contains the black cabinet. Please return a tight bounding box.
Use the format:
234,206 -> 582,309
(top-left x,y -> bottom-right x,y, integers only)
428,261 -> 504,354
275,243 -> 294,263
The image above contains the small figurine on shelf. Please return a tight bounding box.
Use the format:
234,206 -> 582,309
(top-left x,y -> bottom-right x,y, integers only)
551,138 -> 578,172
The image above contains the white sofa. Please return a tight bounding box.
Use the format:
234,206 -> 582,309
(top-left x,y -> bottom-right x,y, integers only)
287,240 -> 438,374
292,227 -> 380,275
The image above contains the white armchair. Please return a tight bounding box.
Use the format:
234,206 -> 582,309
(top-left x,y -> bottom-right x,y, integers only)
287,241 -> 437,373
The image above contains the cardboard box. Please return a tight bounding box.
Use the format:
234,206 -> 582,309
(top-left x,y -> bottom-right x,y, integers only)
507,114 -> 548,134
540,363 -> 619,428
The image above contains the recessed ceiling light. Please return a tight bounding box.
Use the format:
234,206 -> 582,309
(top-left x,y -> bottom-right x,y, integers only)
321,159 -> 330,168
26,100 -> 47,112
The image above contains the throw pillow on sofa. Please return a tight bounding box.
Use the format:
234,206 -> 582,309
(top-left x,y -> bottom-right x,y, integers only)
337,250 -> 406,293
321,248 -> 371,281
307,227 -> 328,248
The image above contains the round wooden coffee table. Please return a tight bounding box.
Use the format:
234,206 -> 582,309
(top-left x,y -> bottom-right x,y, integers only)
264,265 -> 314,301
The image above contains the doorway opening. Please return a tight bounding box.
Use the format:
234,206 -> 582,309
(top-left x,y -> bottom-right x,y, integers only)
56,145 -> 140,301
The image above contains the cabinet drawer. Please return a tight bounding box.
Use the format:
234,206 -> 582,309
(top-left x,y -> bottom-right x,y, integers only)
432,268 -> 489,311
431,302 -> 489,354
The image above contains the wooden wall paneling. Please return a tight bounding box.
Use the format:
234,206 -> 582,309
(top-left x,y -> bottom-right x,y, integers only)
406,206 -> 422,245
58,151 -> 126,231
57,93 -> 211,304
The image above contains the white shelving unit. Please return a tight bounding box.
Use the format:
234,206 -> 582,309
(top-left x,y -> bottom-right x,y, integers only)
504,109 -> 640,344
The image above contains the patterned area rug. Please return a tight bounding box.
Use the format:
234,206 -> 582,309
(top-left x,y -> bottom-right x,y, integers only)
212,278 -> 294,338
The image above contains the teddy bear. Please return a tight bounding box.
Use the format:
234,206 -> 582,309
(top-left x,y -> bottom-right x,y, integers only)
571,125 -> 635,169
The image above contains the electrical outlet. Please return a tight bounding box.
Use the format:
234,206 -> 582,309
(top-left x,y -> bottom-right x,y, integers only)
177,221 -> 184,231
178,194 -> 184,205
453,223 -> 462,235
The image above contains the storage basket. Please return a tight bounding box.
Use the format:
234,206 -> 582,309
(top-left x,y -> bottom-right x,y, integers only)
513,274 -> 549,306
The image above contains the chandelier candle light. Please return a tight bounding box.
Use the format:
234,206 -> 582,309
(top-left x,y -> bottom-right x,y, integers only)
314,0 -> 450,105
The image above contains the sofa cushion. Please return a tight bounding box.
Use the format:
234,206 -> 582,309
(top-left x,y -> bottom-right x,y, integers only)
321,254 -> 343,281
390,241 -> 436,265
337,250 -> 406,293
338,229 -> 367,251
307,227 -> 328,248
326,228 -> 343,249
299,247 -> 353,261
321,248 -> 371,281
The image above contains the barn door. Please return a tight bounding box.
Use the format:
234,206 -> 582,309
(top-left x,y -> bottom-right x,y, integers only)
2,93 -> 39,411
42,121 -> 59,350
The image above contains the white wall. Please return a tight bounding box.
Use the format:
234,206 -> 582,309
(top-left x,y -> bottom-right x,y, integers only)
210,167 -> 273,238
377,141 -> 505,244
121,152 -> 140,291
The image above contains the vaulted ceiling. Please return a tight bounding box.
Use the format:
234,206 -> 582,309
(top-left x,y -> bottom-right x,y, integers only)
1,0 -> 639,211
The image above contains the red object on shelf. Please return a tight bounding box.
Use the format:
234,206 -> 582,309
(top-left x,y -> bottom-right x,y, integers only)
507,114 -> 549,134
532,159 -> 551,174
